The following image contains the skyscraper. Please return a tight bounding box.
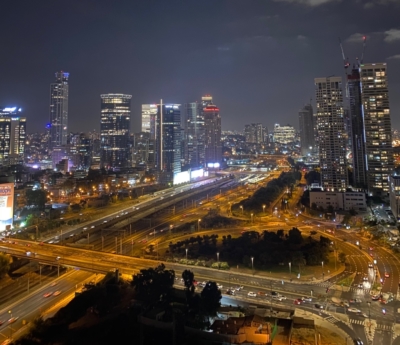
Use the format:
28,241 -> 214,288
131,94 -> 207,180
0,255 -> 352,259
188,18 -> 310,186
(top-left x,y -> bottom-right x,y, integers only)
141,104 -> 157,139
100,94 -> 132,169
360,63 -> 394,195
244,123 -> 264,144
203,104 -> 222,168
315,76 -> 348,191
49,71 -> 69,150
298,104 -> 315,156
184,102 -> 204,168
0,107 -> 26,166
348,68 -> 367,189
155,102 -> 181,184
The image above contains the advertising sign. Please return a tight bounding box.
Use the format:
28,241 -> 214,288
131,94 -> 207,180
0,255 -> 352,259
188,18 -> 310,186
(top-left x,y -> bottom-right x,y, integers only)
0,183 -> 14,231
173,171 -> 190,185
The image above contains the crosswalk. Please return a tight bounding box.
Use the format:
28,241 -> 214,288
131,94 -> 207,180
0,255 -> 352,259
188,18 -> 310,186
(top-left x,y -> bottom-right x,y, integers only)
376,324 -> 393,332
349,319 -> 365,325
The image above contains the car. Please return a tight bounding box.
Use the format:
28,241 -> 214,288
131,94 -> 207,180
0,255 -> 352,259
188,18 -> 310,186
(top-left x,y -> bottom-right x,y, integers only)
235,285 -> 244,291
26,251 -> 31,256
91,225 -> 95,229
363,276 -> 368,281
301,297 -> 312,302
83,227 -> 88,231
368,263 -> 373,268
50,282 -> 57,287
247,292 -> 257,297
294,299 -> 302,305
349,299 -> 362,304
353,339 -> 364,345
271,291 -> 280,296
385,272 -> 390,278
257,291 -> 265,296
314,304 -> 324,309
272,296 -> 284,301
8,317 -> 19,324
43,292 -> 53,298
348,307 -> 361,313
217,284 -> 223,289
103,220 -> 107,223
226,289 -> 235,296
371,295 -> 380,301
53,290 -> 62,296
357,312 -> 368,318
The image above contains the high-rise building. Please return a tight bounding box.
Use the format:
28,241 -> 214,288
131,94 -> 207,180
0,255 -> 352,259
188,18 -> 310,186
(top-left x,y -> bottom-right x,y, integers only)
203,104 -> 222,168
244,123 -> 264,144
184,102 -> 205,168
141,104 -> 157,139
0,107 -> 26,166
315,76 -> 348,191
347,67 -> 367,189
360,63 -> 394,195
155,103 -> 181,184
298,104 -> 315,156
273,124 -> 295,144
100,94 -> 132,169
49,71 -> 69,150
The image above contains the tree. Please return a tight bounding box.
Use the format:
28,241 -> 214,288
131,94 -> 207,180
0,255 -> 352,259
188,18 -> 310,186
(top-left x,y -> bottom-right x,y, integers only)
338,252 -> 347,263
131,264 -> 175,303
25,190 -> 47,210
287,228 -> 303,245
0,253 -> 10,279
182,269 -> 195,300
200,281 -> 221,316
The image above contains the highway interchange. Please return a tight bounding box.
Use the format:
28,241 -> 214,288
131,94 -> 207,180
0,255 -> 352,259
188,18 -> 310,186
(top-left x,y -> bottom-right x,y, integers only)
0,171 -> 400,345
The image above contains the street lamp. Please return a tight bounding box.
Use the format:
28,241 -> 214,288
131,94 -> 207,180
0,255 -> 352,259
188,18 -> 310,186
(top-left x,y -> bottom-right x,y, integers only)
240,205 -> 243,215
185,248 -> 188,263
8,310 -> 12,339
217,252 -> 220,269
251,213 -> 254,224
262,205 -> 266,214
289,262 -> 291,275
198,219 -> 201,232
251,256 -> 254,275
322,261 -> 324,280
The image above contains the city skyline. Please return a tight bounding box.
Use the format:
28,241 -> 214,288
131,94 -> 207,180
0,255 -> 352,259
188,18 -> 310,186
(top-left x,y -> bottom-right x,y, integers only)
0,0 -> 399,134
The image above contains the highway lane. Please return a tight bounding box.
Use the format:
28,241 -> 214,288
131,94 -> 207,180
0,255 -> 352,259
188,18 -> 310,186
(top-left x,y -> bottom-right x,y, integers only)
0,270 -> 96,344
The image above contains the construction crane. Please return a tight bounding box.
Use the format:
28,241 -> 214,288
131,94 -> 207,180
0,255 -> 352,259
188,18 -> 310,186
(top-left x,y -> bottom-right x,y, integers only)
356,35 -> 367,67
339,37 -> 350,74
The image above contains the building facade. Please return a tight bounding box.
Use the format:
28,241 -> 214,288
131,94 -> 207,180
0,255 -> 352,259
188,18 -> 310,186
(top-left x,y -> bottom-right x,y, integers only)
298,104 -> 315,156
273,124 -> 295,144
360,63 -> 394,195
49,71 -> 69,150
389,175 -> 400,221
100,94 -> 132,169
315,76 -> 348,191
141,104 -> 157,139
203,104 -> 222,168
184,102 -> 205,168
0,107 -> 26,166
156,103 -> 181,184
244,123 -> 264,144
310,190 -> 367,211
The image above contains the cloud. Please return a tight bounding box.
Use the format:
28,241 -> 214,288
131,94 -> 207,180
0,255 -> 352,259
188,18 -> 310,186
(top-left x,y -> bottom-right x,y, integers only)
363,0 -> 400,8
297,35 -> 307,40
384,29 -> 400,43
273,0 -> 340,6
345,33 -> 366,43
387,54 -> 400,60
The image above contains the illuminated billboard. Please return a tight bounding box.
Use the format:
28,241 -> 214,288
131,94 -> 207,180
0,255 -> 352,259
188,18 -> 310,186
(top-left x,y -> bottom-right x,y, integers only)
207,163 -> 220,168
0,183 -> 14,231
173,171 -> 190,185
190,169 -> 204,180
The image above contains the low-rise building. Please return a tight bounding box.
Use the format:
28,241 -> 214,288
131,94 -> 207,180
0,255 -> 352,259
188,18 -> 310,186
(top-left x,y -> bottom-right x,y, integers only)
310,189 -> 367,211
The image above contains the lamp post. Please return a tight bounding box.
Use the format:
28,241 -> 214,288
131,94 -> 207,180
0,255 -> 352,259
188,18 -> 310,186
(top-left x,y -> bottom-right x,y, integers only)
198,219 -> 201,232
289,262 -> 291,275
251,256 -> 254,275
251,213 -> 254,224
8,310 -> 12,339
240,205 -> 243,215
262,205 -> 266,214
217,252 -> 220,269
367,301 -> 371,334
322,261 -> 324,280
185,248 -> 188,264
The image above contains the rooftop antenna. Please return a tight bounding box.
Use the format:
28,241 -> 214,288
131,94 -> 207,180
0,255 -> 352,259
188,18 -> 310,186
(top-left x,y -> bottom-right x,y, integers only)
339,37 -> 350,97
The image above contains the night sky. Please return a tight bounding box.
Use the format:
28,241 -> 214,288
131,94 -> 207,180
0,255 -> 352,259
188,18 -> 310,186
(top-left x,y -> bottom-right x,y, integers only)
1,0 -> 399,133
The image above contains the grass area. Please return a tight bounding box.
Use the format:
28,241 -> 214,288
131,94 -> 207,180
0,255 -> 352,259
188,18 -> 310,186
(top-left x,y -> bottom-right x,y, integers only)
337,274 -> 355,287
291,325 -> 344,345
